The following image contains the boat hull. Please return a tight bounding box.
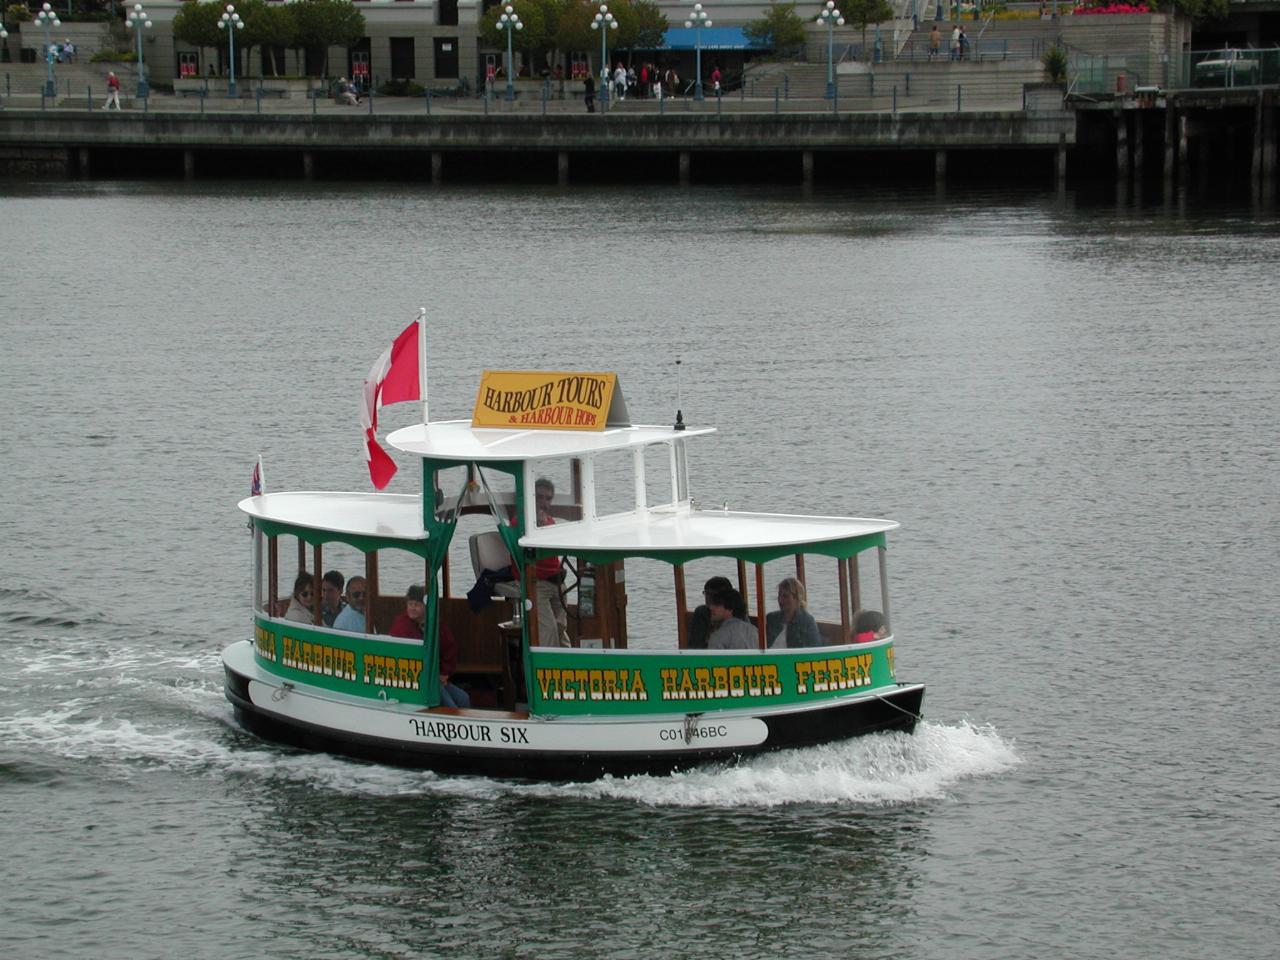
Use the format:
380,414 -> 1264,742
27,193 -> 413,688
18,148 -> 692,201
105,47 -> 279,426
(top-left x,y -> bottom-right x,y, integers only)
223,643 -> 924,781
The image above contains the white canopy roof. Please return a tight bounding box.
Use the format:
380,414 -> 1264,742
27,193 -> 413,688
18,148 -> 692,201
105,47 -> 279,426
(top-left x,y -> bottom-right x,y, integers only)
238,492 -> 427,540
386,420 -> 715,462
520,509 -> 898,555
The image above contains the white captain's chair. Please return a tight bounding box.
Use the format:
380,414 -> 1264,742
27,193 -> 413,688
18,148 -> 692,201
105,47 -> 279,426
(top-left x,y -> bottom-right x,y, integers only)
469,530 -> 522,599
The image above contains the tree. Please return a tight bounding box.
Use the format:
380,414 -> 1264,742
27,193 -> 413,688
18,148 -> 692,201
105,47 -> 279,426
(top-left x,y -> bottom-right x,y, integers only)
172,0 -> 224,54
240,0 -> 296,77
842,0 -> 893,59
1165,0 -> 1227,21
293,0 -> 365,76
743,0 -> 806,52
629,0 -> 668,51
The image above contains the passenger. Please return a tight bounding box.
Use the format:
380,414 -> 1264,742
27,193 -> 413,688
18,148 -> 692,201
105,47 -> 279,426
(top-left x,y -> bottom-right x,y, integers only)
529,477 -> 570,647
390,584 -> 426,639
321,569 -> 345,626
284,572 -> 316,623
333,576 -> 369,633
389,585 -> 471,708
707,587 -> 757,650
854,610 -> 889,643
765,577 -> 822,648
688,575 -> 733,649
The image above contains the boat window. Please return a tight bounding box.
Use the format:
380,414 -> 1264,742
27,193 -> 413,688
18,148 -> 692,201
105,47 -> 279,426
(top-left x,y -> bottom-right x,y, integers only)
643,443 -> 673,508
523,457 -> 581,524
589,448 -> 638,518
431,464 -> 471,517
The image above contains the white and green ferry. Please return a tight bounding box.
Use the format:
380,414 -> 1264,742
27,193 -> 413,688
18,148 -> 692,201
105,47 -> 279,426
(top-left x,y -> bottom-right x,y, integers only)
224,369 -> 924,780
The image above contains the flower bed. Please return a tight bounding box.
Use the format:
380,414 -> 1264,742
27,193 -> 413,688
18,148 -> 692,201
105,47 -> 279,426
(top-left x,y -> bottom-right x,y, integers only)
1073,2 -> 1151,13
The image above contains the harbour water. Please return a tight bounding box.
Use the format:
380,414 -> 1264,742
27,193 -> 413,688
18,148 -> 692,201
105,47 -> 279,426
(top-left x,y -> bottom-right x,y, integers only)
1,181 -> 1277,959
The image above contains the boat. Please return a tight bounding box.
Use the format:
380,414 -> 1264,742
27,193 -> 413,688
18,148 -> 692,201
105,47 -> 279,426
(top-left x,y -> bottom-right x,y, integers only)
223,340 -> 924,780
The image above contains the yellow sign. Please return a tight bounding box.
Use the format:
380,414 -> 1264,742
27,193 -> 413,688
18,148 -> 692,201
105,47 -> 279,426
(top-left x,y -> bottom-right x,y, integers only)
472,371 -> 620,431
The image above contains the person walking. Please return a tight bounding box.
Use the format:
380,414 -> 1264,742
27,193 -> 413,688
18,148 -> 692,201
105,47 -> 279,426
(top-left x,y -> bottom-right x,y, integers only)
929,25 -> 941,61
583,74 -> 596,113
103,71 -> 121,111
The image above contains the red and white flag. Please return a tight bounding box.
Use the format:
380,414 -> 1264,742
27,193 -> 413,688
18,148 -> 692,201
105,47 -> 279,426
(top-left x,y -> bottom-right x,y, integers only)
362,311 -> 426,490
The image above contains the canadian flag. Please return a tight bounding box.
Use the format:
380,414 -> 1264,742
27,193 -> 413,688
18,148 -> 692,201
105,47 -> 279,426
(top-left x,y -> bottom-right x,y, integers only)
362,315 -> 423,490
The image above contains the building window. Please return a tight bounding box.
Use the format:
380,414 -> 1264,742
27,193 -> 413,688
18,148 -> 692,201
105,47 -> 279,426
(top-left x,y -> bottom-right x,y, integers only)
438,0 -> 458,25
177,51 -> 199,79
434,37 -> 458,79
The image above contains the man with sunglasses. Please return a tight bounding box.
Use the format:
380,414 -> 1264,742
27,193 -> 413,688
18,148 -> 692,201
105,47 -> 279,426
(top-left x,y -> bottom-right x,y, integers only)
333,576 -> 371,633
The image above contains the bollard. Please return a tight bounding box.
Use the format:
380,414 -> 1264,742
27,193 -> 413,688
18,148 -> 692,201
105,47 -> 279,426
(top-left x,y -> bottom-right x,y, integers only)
200,89 -> 205,115
906,72 -> 911,96
784,75 -> 790,100
956,83 -> 961,111
893,84 -> 897,114
5,73 -> 10,98
86,84 -> 91,110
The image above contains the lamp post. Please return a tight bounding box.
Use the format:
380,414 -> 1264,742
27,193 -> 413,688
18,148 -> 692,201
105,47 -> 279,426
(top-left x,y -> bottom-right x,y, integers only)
590,4 -> 616,108
36,3 -> 60,99
684,3 -> 711,102
816,1 -> 844,100
217,4 -> 244,99
127,3 -> 152,98
497,4 -> 523,102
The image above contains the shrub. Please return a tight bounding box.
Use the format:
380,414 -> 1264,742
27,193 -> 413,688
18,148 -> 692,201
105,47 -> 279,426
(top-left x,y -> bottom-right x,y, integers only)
377,79 -> 425,97
1042,45 -> 1069,82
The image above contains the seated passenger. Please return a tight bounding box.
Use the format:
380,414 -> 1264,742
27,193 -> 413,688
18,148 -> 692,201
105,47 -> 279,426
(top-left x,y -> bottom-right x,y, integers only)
854,610 -> 889,643
765,577 -> 822,648
284,573 -> 315,624
321,569 -> 345,626
707,587 -> 757,650
688,575 -> 733,649
333,576 -> 369,633
390,585 -> 471,709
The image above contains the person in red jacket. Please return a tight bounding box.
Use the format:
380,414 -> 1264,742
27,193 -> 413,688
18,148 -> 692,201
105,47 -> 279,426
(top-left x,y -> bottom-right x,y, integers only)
103,71 -> 121,111
390,585 -> 471,708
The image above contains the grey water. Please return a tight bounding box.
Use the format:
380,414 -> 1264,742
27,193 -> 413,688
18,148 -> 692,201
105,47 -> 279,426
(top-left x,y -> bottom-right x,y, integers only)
1,180 -> 1277,960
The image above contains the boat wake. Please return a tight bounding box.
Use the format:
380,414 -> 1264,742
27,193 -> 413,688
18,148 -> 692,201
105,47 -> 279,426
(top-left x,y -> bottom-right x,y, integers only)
535,720 -> 1020,807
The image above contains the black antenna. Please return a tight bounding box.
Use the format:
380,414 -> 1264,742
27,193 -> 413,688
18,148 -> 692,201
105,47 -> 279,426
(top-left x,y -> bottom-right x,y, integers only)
673,357 -> 685,431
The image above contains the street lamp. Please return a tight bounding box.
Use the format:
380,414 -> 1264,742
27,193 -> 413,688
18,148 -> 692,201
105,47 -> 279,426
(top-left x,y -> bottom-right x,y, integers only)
127,3 -> 152,99
217,4 -> 244,99
590,4 -> 617,108
816,1 -> 844,100
35,3 -> 60,99
684,3 -> 712,102
497,5 -> 523,102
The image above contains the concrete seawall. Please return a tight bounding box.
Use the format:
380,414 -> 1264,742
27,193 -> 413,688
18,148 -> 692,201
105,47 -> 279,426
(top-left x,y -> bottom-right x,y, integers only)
0,107 -> 1076,185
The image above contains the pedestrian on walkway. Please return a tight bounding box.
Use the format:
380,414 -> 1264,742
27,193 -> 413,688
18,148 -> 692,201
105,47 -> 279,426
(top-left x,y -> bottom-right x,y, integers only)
103,71 -> 121,111
929,25 -> 941,61
583,74 -> 596,113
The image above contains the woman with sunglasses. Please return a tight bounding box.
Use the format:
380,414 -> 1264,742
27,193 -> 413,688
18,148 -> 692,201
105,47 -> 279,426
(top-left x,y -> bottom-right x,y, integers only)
285,572 -> 316,624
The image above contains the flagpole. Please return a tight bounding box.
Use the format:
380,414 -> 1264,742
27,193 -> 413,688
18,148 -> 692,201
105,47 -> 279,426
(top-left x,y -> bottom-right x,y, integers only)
257,453 -> 265,494
417,306 -> 428,424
